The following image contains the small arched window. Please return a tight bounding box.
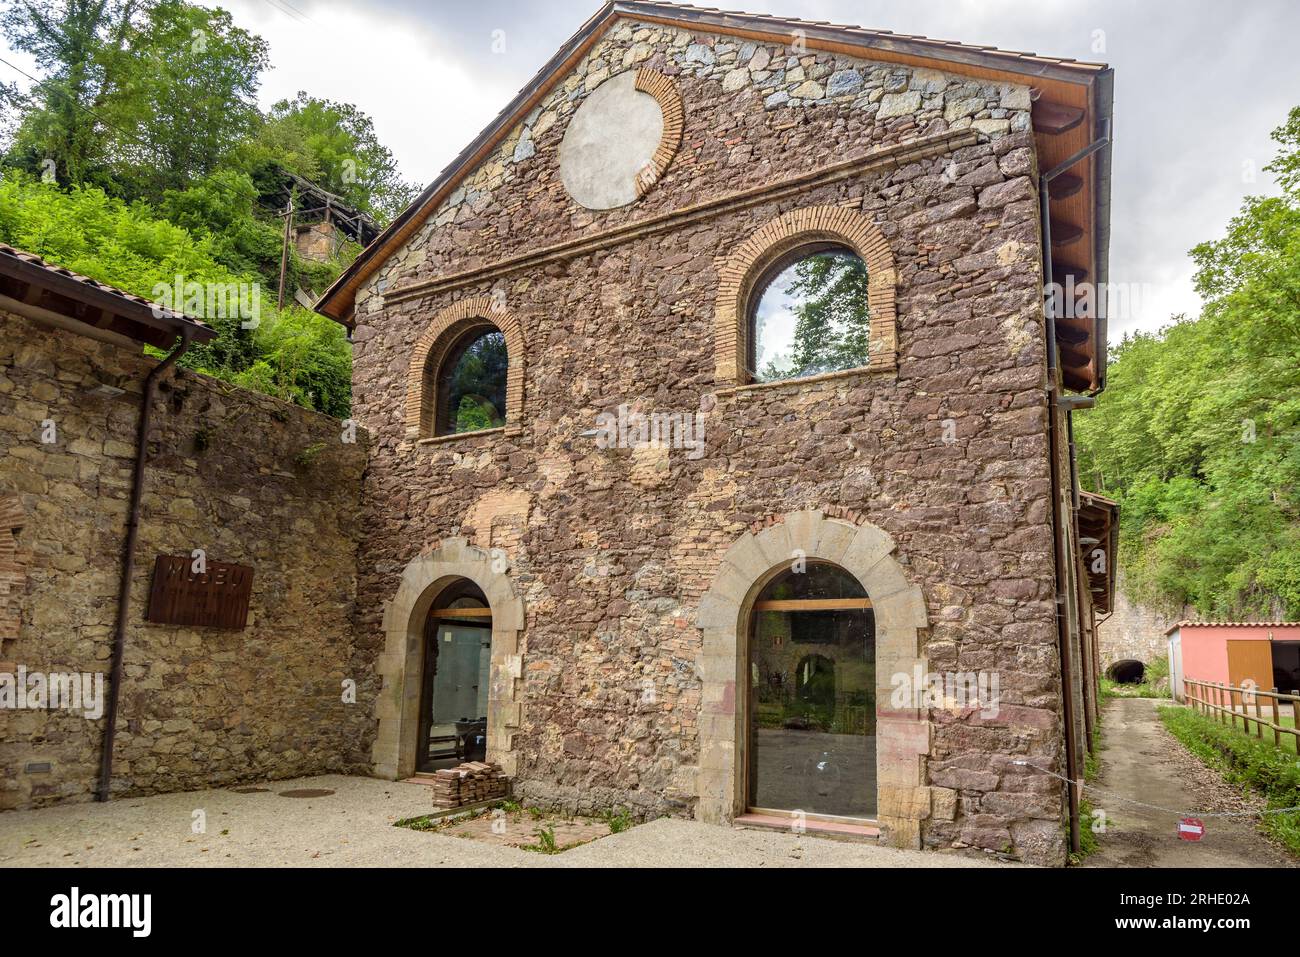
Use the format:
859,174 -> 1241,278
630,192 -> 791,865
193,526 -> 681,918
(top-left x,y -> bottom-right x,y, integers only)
748,243 -> 871,384
407,296 -> 525,443
432,325 -> 508,436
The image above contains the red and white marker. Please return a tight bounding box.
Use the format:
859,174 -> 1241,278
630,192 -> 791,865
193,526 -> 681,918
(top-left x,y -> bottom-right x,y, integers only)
1178,817 -> 1205,841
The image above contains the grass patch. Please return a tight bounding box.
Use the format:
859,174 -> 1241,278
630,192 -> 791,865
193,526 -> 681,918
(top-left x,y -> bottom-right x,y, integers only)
1158,704 -> 1300,855
395,801 -> 629,855
603,807 -> 634,834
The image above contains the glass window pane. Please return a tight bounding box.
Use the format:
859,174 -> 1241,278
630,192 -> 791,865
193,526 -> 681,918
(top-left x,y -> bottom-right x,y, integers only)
444,330 -> 507,434
751,248 -> 871,383
760,563 -> 868,601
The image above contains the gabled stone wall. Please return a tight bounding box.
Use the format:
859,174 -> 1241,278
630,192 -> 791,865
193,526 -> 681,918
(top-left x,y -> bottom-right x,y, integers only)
348,19 -> 1069,863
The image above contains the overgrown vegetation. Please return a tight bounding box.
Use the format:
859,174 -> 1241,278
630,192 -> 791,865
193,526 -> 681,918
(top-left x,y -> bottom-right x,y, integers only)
1159,705 -> 1300,854
0,0 -> 418,418
1076,105 -> 1300,620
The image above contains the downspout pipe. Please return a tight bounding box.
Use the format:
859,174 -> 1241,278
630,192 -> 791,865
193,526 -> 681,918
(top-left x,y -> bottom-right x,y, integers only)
1039,119 -> 1111,857
96,329 -> 195,802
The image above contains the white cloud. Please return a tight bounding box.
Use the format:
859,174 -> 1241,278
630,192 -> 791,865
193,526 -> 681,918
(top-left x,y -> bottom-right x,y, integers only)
215,0 -> 517,186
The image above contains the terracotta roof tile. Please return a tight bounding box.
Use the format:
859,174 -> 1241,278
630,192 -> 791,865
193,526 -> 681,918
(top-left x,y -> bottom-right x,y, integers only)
0,242 -> 211,329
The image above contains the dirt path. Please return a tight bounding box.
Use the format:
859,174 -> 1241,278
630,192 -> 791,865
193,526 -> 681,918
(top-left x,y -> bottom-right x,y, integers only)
1083,697 -> 1295,868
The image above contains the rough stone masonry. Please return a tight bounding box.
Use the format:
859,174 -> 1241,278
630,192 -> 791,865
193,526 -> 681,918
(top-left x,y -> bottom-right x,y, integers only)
0,308 -> 369,810
346,17 -> 1070,864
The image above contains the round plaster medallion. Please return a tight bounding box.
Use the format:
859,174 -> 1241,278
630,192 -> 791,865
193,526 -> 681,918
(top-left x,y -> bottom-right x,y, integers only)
560,70 -> 668,210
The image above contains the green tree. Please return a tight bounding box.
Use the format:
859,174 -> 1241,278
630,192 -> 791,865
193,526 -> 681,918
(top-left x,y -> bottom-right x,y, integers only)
759,250 -> 871,381
101,0 -> 268,202
250,93 -> 416,223
1076,105 -> 1300,618
0,0 -> 144,185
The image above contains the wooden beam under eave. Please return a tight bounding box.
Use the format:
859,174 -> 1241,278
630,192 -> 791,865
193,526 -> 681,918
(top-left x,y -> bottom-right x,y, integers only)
1055,322 -> 1090,346
1048,173 -> 1084,201
1061,358 -> 1098,392
1052,264 -> 1088,287
1033,101 -> 1086,135
1051,220 -> 1084,249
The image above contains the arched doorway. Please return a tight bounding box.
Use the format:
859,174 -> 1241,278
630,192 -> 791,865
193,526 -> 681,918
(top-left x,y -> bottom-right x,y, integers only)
374,539 -> 524,781
747,562 -> 876,819
415,580 -> 493,772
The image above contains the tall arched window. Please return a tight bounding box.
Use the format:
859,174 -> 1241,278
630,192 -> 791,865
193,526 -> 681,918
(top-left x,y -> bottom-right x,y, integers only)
434,325 -> 508,436
749,244 -> 871,383
712,206 -> 899,385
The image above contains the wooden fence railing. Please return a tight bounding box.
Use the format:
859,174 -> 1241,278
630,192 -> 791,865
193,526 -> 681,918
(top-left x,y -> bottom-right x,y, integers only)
1184,679 -> 1300,750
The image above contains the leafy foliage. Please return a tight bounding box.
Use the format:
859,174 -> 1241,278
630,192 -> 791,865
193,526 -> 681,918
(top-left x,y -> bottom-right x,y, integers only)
0,171 -> 351,417
1076,106 -> 1300,619
448,331 -> 508,434
251,93 -> 416,223
757,250 -> 871,381
0,0 -> 420,419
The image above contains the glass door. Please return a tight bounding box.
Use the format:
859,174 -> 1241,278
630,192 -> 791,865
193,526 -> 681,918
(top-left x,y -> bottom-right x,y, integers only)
748,563 -> 876,819
417,586 -> 492,772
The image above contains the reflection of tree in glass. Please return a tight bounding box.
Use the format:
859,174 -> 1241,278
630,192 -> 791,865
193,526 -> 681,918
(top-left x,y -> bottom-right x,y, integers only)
760,251 -> 871,382
449,331 -> 507,434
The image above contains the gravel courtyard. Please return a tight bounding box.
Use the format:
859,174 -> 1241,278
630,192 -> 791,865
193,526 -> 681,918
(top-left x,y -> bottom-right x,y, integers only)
0,775 -> 1011,868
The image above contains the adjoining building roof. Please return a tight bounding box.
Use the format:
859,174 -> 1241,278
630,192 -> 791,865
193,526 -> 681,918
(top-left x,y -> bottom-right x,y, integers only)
265,168 -> 381,247
315,1 -> 1113,393
1165,621 -> 1300,637
0,243 -> 216,349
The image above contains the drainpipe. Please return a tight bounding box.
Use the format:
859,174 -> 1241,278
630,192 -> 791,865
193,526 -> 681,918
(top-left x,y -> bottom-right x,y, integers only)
1039,121 -> 1111,857
96,329 -> 195,802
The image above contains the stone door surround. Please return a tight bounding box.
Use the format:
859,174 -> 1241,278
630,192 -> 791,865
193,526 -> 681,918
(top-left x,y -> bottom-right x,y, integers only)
374,539 -> 525,780
696,509 -> 932,848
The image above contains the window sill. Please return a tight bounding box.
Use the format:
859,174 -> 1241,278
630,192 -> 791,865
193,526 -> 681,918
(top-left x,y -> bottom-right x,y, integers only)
715,365 -> 887,399
415,427 -> 506,447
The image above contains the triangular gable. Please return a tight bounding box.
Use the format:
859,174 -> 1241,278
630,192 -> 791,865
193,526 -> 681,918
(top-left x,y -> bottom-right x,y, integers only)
316,1 -> 1112,391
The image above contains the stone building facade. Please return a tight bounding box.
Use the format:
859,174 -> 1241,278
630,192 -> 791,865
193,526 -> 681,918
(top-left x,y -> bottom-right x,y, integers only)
317,3 -> 1118,864
0,301 -> 368,810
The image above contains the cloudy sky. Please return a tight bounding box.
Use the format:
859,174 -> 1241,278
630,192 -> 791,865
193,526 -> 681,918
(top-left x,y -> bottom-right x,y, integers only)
5,0 -> 1298,337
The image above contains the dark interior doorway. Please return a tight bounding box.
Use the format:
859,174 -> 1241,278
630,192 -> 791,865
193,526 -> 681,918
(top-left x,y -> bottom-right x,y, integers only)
1106,659 -> 1145,684
747,562 -> 876,820
416,581 -> 492,773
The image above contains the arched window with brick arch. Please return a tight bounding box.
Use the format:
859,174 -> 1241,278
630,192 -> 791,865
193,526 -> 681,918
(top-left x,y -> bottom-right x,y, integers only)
406,297 -> 525,440
713,205 -> 899,386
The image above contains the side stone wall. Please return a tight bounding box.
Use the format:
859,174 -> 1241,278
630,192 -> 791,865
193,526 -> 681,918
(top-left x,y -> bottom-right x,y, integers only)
0,309 -> 369,810
1098,572 -> 1183,669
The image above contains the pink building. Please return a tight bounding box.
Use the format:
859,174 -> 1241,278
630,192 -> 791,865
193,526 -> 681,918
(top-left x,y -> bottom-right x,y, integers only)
1166,622 -> 1300,701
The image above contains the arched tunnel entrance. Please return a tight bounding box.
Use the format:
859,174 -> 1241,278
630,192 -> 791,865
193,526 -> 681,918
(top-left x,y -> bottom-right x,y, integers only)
1106,659 -> 1146,684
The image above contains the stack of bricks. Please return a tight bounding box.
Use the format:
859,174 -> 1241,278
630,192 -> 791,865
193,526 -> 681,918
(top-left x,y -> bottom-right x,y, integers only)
430,762 -> 508,809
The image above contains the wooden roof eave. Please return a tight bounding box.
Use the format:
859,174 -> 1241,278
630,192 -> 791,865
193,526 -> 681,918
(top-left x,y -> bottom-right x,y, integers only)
0,250 -> 216,348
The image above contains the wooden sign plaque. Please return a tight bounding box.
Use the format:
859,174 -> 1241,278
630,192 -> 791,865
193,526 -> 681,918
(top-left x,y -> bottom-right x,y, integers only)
146,555 -> 254,630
